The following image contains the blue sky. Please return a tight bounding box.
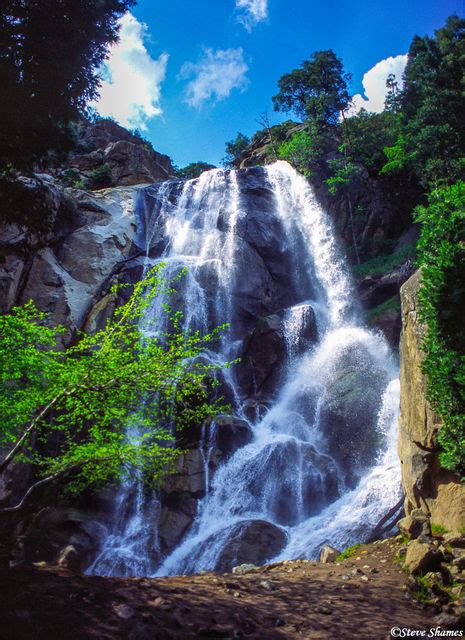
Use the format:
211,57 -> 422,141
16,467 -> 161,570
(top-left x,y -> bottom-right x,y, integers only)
92,0 -> 464,168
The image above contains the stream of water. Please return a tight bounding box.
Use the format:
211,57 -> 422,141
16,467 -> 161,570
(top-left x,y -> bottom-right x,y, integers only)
88,161 -> 401,577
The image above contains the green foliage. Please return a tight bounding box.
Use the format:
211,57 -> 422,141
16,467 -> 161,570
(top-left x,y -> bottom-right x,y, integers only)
326,156 -> 363,195
336,543 -> 364,561
177,162 -> 216,180
273,50 -> 351,127
345,110 -> 400,174
414,181 -> 465,476
389,16 -> 465,186
431,523 -> 447,535
380,134 -> 417,176
223,133 -> 250,168
352,244 -> 416,279
85,164 -> 113,190
59,168 -> 85,189
0,266 -> 227,502
0,0 -> 135,170
368,295 -> 401,322
277,126 -> 323,176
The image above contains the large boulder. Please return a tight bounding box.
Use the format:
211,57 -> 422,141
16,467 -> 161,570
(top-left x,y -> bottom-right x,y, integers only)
211,415 -> 253,461
16,186 -> 142,330
162,449 -> 209,496
319,545 -> 340,563
232,440 -> 340,526
211,520 -> 288,572
404,539 -> 443,575
237,313 -> 286,399
318,343 -> 388,476
399,271 -> 465,531
237,305 -> 317,400
18,508 -> 104,571
158,504 -> 196,554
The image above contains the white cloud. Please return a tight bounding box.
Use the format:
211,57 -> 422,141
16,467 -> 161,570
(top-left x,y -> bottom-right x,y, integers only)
348,54 -> 408,116
91,13 -> 168,130
181,48 -> 249,109
236,0 -> 268,31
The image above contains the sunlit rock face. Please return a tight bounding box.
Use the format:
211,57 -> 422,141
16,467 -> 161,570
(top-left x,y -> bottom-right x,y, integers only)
1,182 -> 142,333
399,270 -> 465,532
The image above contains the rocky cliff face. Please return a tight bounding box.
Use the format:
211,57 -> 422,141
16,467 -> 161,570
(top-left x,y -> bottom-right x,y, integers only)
233,131 -> 419,348
0,180 -> 141,331
68,119 -> 175,187
399,270 -> 465,531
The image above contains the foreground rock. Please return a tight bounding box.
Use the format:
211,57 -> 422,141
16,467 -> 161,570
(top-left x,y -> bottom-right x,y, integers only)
401,530 -> 465,627
0,537 -> 436,639
319,545 -> 340,563
210,520 -> 288,573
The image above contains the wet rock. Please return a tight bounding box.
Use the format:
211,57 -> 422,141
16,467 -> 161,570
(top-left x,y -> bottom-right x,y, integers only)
163,449 -> 208,495
211,416 -> 253,461
158,508 -> 194,554
241,398 -> 271,422
319,546 -> 340,564
212,520 -> 288,573
236,439 -> 339,526
238,313 -> 286,397
237,306 -> 317,399
370,305 -> 402,347
318,343 -> 388,475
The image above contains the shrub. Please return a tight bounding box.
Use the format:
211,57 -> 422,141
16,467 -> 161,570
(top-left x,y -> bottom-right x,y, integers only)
352,244 -> 416,279
85,164 -> 113,190
336,543 -> 364,561
414,181 -> 465,477
277,127 -> 323,176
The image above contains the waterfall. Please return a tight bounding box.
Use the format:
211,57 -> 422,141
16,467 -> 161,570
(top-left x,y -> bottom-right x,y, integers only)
87,160 -> 401,577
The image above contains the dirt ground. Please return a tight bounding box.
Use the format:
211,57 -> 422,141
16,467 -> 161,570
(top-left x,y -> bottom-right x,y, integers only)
0,537 -> 436,640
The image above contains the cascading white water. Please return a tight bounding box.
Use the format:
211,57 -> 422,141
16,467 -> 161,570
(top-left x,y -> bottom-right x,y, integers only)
88,160 -> 401,577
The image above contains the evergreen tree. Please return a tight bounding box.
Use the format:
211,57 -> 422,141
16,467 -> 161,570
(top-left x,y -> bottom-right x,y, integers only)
222,133 -> 250,168
383,15 -> 465,185
0,0 -> 135,170
272,50 -> 352,127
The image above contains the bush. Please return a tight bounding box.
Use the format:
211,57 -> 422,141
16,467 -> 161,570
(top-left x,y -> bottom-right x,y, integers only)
414,181 -> 465,476
0,266 -> 228,510
277,126 -> 323,176
60,168 -> 85,189
85,164 -> 113,190
177,162 -> 216,180
352,244 -> 416,279
336,544 -> 364,561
